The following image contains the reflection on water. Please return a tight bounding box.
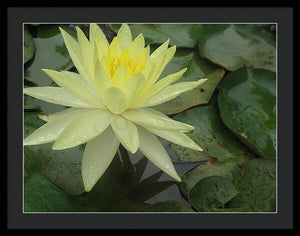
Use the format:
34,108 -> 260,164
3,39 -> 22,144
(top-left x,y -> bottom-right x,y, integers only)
128,140 -> 200,207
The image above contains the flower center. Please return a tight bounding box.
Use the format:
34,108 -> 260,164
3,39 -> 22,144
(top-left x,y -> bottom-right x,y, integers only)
108,49 -> 147,79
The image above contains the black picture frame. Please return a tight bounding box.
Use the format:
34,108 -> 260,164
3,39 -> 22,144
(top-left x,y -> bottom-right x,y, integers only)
6,6 -> 293,229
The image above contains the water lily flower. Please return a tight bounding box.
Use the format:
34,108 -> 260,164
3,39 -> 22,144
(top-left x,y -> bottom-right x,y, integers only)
24,23 -> 207,192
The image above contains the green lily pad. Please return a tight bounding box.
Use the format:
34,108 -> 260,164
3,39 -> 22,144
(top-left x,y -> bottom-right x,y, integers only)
24,173 -> 84,212
179,157 -> 250,199
24,27 -> 35,63
229,158 -> 276,212
189,176 -> 239,212
218,68 -> 276,159
24,112 -> 85,195
141,200 -> 194,212
198,24 -> 276,72
40,147 -> 85,196
179,156 -> 254,212
24,25 -> 75,86
171,106 -> 256,163
109,24 -> 203,48
24,112 -> 51,177
153,48 -> 225,115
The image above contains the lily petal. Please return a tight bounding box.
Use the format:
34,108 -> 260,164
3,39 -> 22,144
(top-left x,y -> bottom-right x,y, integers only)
94,59 -> 112,99
127,33 -> 145,58
24,108 -> 89,145
37,108 -> 81,122
148,68 -> 187,96
24,87 -> 95,108
61,71 -> 101,99
122,108 -> 194,132
107,37 -> 121,59
110,114 -> 139,154
59,27 -> 89,80
138,126 -> 181,182
141,79 -> 208,107
152,46 -> 177,84
122,73 -> 145,107
134,68 -> 187,108
111,64 -> 128,86
146,128 -> 203,151
89,24 -> 109,60
149,39 -> 169,62
42,69 -> 104,109
103,87 -> 128,114
139,52 -> 167,94
117,23 -> 132,51
82,126 -> 120,192
52,109 -> 110,150
76,27 -> 95,83
141,62 -> 156,82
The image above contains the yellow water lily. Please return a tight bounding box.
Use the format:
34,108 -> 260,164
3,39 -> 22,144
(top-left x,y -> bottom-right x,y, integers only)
24,23 -> 207,192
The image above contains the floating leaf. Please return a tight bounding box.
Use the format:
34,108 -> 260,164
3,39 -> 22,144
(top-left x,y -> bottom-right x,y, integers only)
171,106 -> 256,163
24,112 -> 51,176
24,25 -> 75,86
109,24 -> 203,48
229,158 -> 276,212
40,148 -> 85,196
24,27 -> 35,63
153,48 -> 224,115
179,158 -> 247,199
24,112 -> 85,195
141,200 -> 194,212
189,176 -> 239,212
24,173 -> 84,212
218,68 -> 276,159
198,24 -> 276,72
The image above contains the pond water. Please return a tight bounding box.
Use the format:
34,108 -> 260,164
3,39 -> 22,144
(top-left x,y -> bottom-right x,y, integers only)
128,143 -> 200,206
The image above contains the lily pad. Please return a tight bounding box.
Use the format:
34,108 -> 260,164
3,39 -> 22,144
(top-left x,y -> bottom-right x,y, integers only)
24,173 -> 84,212
229,158 -> 276,212
153,48 -> 225,115
24,25 -> 75,86
218,68 -> 276,159
24,112 -> 51,176
109,24 -> 203,48
24,112 -> 85,195
179,156 -> 253,212
141,200 -> 194,212
171,106 -> 256,163
189,176 -> 239,212
179,158 -> 249,199
24,27 -> 35,63
198,24 -> 276,72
